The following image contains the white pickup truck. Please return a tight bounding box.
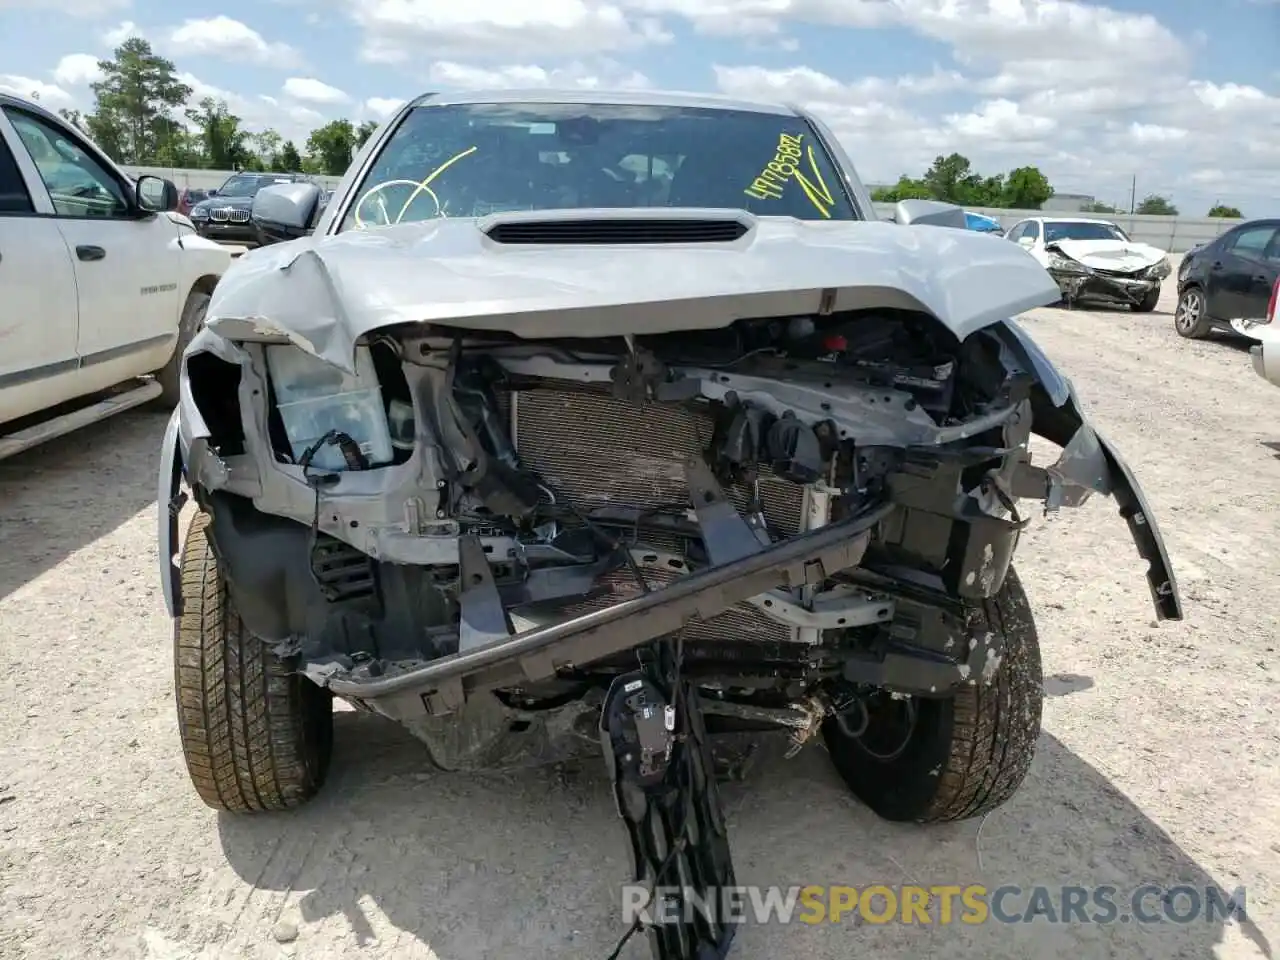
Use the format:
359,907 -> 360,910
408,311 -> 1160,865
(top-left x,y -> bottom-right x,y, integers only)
0,93 -> 233,460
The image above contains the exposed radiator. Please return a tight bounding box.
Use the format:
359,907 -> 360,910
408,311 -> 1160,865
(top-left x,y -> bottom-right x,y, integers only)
501,386 -> 813,648
505,387 -> 806,534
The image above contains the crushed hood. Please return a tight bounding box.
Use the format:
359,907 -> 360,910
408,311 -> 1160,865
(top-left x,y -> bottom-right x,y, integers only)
1046,238 -> 1167,272
202,210 -> 1062,372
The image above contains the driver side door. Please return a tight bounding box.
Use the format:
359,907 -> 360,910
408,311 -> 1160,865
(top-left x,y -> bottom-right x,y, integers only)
2,105 -> 181,365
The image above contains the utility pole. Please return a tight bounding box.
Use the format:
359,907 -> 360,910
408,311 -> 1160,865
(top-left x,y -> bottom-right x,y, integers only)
1129,175 -> 1136,214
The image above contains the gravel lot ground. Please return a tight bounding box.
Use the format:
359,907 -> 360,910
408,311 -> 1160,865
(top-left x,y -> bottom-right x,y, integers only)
2,273 -> 1278,960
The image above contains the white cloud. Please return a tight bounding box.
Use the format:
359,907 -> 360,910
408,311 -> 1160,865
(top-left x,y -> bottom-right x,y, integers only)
167,16 -> 303,68
282,77 -> 350,105
365,97 -> 407,120
620,0 -> 895,36
175,73 -> 329,143
945,99 -> 1057,141
0,75 -> 74,108
102,20 -> 143,47
53,54 -> 103,88
347,0 -> 671,63
1128,122 -> 1188,145
0,0 -> 128,15
426,59 -> 651,90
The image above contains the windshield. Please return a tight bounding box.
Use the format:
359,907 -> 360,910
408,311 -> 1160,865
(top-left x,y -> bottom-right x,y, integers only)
1044,221 -> 1129,243
217,176 -> 270,198
338,101 -> 857,231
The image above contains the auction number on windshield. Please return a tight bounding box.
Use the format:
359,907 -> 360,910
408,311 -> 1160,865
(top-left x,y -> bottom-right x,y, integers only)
743,133 -> 836,218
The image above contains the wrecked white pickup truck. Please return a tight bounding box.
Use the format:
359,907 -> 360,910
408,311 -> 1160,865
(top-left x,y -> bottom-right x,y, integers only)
157,89 -> 1183,960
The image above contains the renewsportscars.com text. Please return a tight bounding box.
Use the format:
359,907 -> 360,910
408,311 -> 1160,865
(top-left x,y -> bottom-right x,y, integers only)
622,884 -> 1248,927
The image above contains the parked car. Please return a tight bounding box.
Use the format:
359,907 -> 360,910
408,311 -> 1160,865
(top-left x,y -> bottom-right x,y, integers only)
188,172 -> 311,244
159,89 -> 1181,959
1248,278 -> 1280,387
0,93 -> 232,460
177,186 -> 208,216
1005,216 -> 1171,311
1174,218 -> 1280,340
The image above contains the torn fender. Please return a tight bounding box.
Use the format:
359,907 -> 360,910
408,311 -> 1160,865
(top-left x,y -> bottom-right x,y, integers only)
997,319 -> 1182,621
158,407 -> 185,619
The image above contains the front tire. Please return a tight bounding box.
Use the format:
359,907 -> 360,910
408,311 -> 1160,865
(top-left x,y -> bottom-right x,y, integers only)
822,566 -> 1043,823
1133,285 -> 1161,313
173,510 -> 333,812
1174,285 -> 1211,339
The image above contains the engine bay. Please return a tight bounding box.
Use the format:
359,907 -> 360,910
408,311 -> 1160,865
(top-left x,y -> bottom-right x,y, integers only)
181,306 -> 1044,727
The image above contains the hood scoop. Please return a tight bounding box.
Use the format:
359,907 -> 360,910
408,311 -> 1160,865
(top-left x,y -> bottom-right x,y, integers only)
483,216 -> 750,246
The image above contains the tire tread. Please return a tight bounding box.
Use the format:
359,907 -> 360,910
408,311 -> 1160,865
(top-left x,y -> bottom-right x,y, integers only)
173,510 -> 331,812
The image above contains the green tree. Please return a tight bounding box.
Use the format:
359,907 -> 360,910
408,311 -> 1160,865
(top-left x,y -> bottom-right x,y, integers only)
355,120 -> 378,148
1001,166 -> 1053,209
58,108 -> 86,131
89,38 -> 192,164
249,129 -> 282,169
922,153 -> 977,203
1136,194 -> 1178,216
877,155 -> 1055,210
305,119 -> 357,175
1082,201 -> 1119,213
871,177 -> 932,203
277,140 -> 303,172
152,116 -> 203,167
1207,204 -> 1242,218
185,97 -> 251,169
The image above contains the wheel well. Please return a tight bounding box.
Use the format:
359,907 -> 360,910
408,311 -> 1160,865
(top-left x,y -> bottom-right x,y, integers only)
190,274 -> 220,300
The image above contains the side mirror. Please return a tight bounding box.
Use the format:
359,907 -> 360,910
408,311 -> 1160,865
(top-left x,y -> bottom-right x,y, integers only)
206,189 -> 218,197
1017,236 -> 1035,248
136,174 -> 179,213
251,181 -> 324,244
894,198 -> 967,229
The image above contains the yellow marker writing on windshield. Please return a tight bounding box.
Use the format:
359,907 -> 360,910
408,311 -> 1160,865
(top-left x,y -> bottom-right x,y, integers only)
352,145 -> 479,228
743,133 -> 835,218
793,143 -> 834,218
395,145 -> 478,222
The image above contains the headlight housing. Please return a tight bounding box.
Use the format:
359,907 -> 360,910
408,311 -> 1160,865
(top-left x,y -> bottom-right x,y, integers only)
1048,251 -> 1089,275
190,205 -> 209,220
265,344 -> 394,471
1149,257 -> 1172,280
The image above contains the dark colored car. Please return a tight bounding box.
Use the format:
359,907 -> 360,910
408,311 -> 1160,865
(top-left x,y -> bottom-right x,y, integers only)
188,172 -> 311,244
1175,218 -> 1280,339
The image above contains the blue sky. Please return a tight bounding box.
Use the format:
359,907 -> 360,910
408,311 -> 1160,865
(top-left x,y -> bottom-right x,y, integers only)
2,0 -> 1277,215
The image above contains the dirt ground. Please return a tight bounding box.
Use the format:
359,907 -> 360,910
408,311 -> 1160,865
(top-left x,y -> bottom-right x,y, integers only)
2,273 -> 1278,960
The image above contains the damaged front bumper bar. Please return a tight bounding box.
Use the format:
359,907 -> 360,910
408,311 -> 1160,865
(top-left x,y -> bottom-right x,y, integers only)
1051,270 -> 1158,306
324,501 -> 894,718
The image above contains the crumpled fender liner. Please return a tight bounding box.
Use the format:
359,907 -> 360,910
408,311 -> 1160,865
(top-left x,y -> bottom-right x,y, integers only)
158,408 -> 186,619
1029,386 -> 1182,621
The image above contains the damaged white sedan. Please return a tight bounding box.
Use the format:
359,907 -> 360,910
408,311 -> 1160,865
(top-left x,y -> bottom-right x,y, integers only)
1006,216 -> 1172,312
157,89 -> 1182,960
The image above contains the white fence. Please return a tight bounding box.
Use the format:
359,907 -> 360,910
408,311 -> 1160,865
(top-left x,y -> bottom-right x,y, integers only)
124,166 -> 1238,254
121,165 -> 345,192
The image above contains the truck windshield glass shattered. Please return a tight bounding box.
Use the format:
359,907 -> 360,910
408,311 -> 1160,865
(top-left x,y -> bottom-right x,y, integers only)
339,102 -> 858,230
